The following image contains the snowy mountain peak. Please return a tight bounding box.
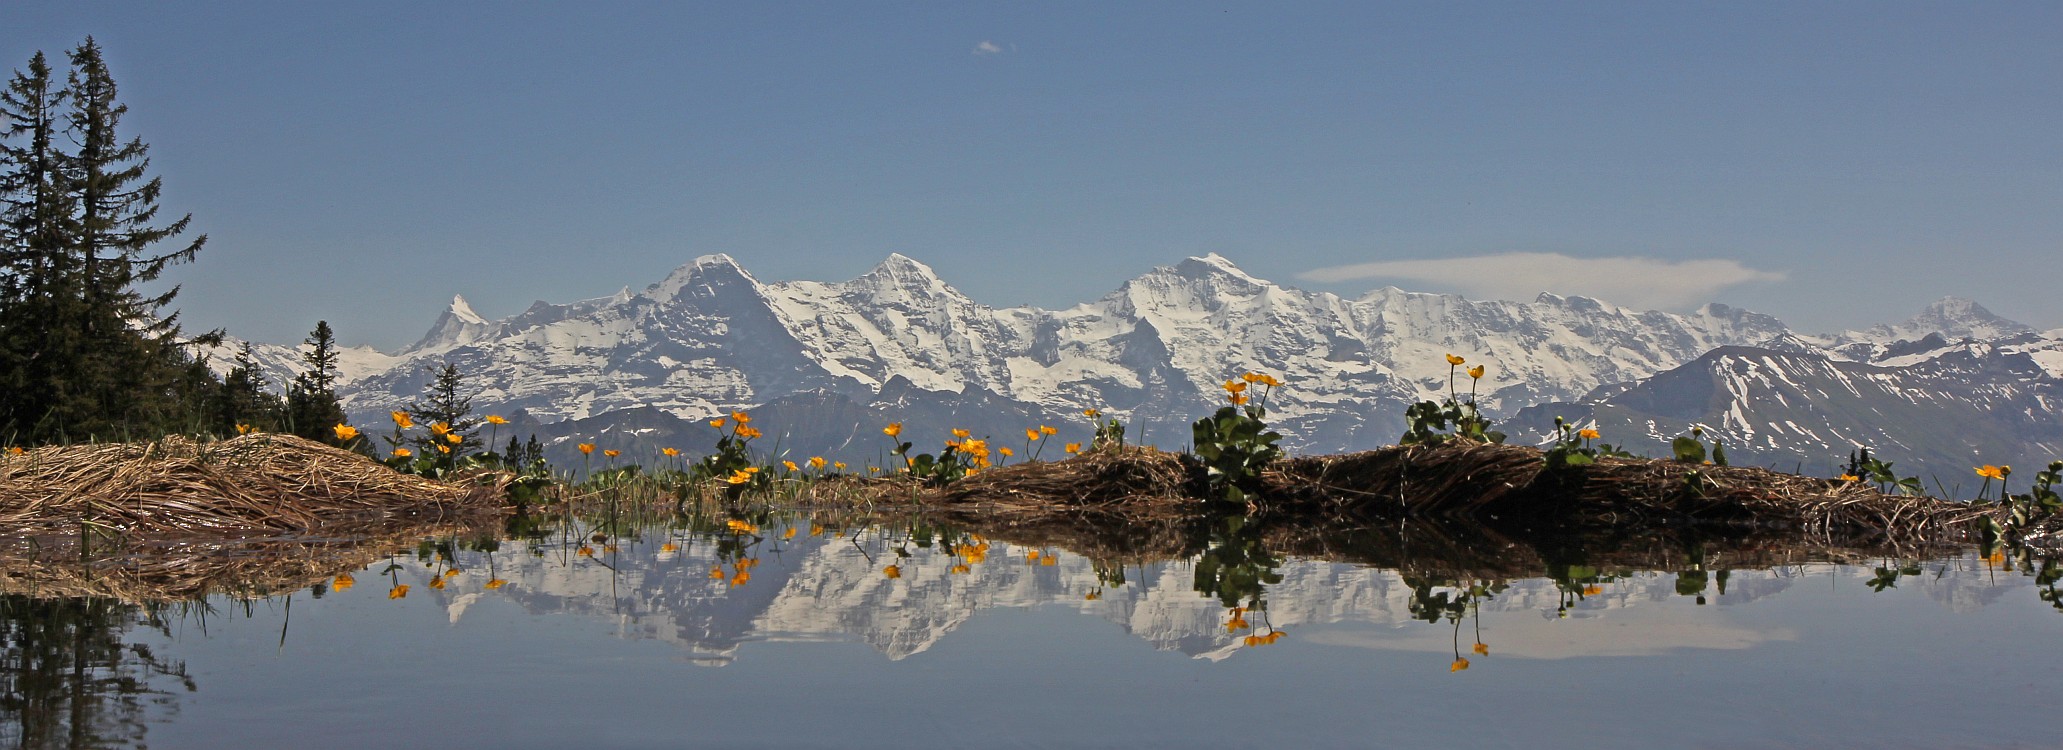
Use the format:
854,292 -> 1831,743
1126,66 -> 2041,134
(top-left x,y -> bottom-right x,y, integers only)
407,294 -> 500,353
1817,296 -> 2037,362
1900,296 -> 2031,341
873,252 -> 933,274
852,253 -> 955,298
1173,253 -> 1264,285
649,253 -> 761,303
448,294 -> 486,325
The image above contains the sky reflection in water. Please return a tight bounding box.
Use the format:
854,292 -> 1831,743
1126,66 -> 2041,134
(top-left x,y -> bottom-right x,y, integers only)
7,513 -> 2063,749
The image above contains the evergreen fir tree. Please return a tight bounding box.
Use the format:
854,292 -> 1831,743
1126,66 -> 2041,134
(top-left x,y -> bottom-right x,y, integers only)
405,363 -> 481,461
524,434 -> 545,473
285,321 -> 347,444
0,50 -> 80,440
216,342 -> 283,434
60,38 -> 209,438
0,40 -> 219,442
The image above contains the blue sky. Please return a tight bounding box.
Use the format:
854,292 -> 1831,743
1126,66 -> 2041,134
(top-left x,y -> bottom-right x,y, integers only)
8,2 -> 2058,349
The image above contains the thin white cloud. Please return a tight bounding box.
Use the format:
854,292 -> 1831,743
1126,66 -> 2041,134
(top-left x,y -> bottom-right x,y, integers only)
1297,252 -> 1787,309
972,40 -> 1004,55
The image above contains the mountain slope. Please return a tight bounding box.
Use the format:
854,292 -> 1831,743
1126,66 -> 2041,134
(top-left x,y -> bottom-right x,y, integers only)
1508,342 -> 2063,480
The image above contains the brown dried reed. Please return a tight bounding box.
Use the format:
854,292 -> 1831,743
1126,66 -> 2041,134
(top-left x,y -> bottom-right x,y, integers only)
1,433 -> 505,539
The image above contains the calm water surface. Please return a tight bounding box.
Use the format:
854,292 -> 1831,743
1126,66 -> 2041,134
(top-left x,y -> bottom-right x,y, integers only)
6,511 -> 2062,749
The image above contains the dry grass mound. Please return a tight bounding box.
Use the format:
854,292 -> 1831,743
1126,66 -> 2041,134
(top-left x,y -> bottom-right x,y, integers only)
1,433 -> 505,539
1269,440 -> 1998,544
933,446 -> 1192,516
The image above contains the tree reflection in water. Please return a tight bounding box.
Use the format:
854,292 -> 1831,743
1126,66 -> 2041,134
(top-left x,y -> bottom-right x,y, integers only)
0,596 -> 194,749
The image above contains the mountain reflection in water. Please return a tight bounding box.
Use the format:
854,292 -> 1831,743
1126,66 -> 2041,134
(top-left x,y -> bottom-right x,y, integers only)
5,508 -> 2062,748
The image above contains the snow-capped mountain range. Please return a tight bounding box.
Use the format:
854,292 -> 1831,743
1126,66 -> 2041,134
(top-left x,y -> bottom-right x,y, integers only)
203,253 -> 2062,476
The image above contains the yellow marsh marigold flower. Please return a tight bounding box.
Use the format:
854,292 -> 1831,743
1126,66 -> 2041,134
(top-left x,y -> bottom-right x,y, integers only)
952,428 -> 971,439
731,571 -> 750,586
1839,473 -> 1860,482
333,424 -> 359,441
661,542 -> 678,552
727,470 -> 755,485
1468,365 -> 1485,380
710,418 -> 726,429
1223,379 -> 1247,394
783,460 -> 799,472
578,443 -> 595,455
430,422 -> 450,436
7,447 -> 23,456
662,447 -> 680,457
485,579 -> 506,590
1582,585 -> 1603,596
809,456 -> 826,470
437,445 -> 451,454
1243,372 -> 1261,383
883,422 -> 903,438
1040,425 -> 1058,436
389,585 -> 409,599
429,577 -> 446,590
235,423 -> 254,435
732,411 -> 751,424
834,461 -> 848,471
577,546 -> 594,557
333,573 -> 355,591
393,447 -> 412,458
1026,427 -> 1041,441
883,565 -> 902,579
1473,642 -> 1489,655
1578,428 -> 1601,440
444,568 -> 461,578
1084,408 -> 1101,418
1229,393 -> 1249,406
1978,465 -> 2007,481
1446,354 -> 1466,366
999,446 -> 1013,457
950,564 -> 970,575
391,411 -> 413,429
783,527 -> 797,539
603,449 -> 620,458
1450,658 -> 1470,672
447,433 -> 463,444
485,414 -> 508,425
1064,442 -> 1082,454
737,425 -> 762,439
